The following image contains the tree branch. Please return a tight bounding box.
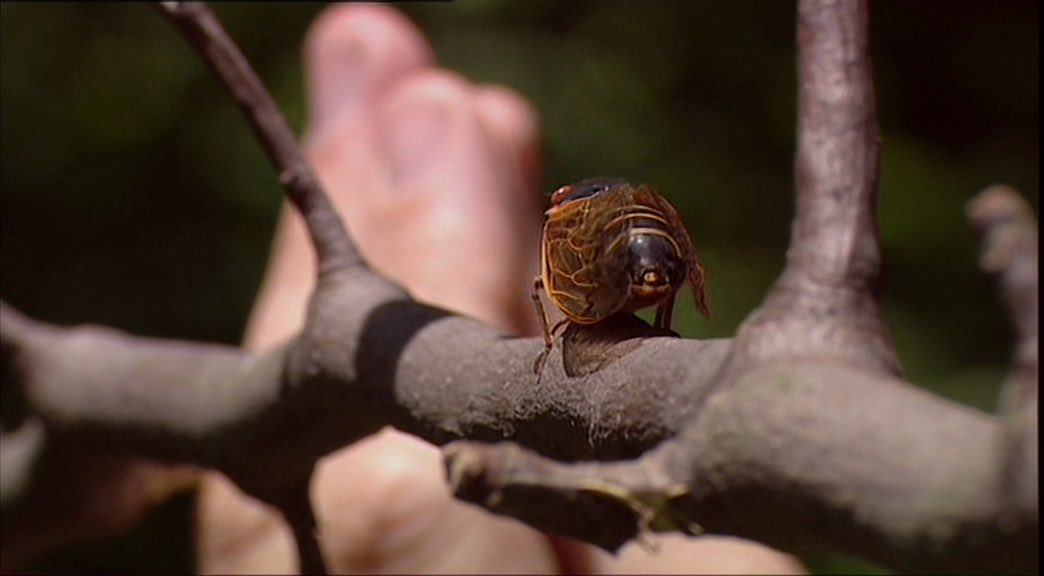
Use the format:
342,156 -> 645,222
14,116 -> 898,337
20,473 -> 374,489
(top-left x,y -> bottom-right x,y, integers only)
968,185 -> 1039,392
446,359 -> 1037,573
3,275 -> 1037,572
1,1 -> 1037,573
155,1 -> 359,278
0,299 -> 730,469
727,0 -> 900,376
968,184 -> 1039,535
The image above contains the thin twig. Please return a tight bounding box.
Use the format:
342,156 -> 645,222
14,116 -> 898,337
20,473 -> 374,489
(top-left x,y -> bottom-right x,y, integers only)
968,184 -> 1039,521
967,184 -> 1039,386
154,2 -> 360,277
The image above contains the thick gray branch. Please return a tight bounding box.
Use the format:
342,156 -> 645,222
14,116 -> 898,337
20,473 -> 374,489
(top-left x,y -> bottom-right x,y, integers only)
447,362 -> 1037,573
1,295 -> 729,470
3,280 -> 1038,572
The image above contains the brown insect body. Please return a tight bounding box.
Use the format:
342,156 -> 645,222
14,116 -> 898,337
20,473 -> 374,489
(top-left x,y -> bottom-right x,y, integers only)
533,179 -> 709,370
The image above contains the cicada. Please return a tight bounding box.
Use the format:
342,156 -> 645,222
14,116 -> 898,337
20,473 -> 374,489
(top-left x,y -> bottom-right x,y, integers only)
532,178 -> 709,372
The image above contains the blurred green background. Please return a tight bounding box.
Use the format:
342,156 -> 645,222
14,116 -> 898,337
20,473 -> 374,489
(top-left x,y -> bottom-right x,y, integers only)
1,2 -> 1037,573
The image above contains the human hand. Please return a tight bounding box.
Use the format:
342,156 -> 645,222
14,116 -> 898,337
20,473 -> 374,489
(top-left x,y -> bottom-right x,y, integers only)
196,4 -> 805,573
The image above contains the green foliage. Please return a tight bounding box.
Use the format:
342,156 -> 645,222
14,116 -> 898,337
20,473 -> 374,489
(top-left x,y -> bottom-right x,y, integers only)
1,2 -> 1037,573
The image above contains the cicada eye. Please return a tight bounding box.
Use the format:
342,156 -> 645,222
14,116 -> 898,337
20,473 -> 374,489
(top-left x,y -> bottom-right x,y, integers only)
550,178 -> 627,206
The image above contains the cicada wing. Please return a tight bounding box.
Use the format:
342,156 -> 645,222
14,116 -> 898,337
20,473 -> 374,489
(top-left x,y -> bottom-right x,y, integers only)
543,189 -> 633,324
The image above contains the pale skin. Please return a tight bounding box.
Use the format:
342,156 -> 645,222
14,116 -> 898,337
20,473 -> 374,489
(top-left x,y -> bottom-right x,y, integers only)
195,4 -> 807,574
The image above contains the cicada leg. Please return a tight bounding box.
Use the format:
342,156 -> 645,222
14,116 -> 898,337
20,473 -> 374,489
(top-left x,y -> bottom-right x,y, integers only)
532,276 -> 554,376
531,276 -> 570,378
654,293 -> 677,331
532,276 -> 553,351
533,318 -> 570,378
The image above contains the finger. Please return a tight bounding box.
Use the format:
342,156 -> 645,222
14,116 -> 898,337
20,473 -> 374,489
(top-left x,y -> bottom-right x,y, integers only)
474,85 -> 543,199
303,3 -> 434,148
372,70 -> 542,333
315,429 -> 558,573
581,533 -> 808,574
376,70 -> 478,192
245,4 -> 437,353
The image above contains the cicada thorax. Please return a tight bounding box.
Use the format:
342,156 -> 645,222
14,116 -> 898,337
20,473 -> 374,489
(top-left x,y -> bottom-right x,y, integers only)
540,179 -> 709,328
